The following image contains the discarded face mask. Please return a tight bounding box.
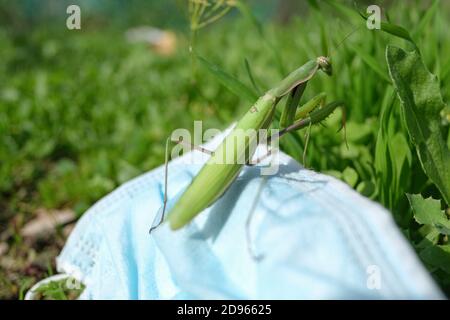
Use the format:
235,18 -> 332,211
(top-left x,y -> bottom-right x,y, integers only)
27,127 -> 443,299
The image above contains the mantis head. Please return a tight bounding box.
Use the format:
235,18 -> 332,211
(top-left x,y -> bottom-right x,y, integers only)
317,56 -> 332,76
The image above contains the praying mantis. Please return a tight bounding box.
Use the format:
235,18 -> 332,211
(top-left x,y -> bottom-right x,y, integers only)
150,56 -> 344,234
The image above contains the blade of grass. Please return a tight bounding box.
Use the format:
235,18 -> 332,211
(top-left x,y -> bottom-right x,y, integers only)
307,0 -> 329,56
412,0 -> 440,39
323,0 -> 360,21
348,43 -> 392,83
197,55 -> 258,103
235,0 -> 286,75
244,58 -> 261,95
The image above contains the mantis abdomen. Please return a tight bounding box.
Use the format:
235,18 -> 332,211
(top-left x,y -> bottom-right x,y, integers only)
167,93 -> 278,229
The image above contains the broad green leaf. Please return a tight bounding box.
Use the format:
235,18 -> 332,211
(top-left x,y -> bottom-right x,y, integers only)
197,55 -> 258,103
420,245 -> 450,274
407,194 -> 450,234
386,46 -> 450,205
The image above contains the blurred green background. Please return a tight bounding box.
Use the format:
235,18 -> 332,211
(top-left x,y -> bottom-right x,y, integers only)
0,0 -> 449,299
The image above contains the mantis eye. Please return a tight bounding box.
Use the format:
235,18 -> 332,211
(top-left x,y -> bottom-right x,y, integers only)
317,56 -> 332,76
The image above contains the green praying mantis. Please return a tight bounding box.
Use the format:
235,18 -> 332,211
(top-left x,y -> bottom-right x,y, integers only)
150,56 -> 345,235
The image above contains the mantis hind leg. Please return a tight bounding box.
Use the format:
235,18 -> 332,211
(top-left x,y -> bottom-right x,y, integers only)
149,138 -> 171,234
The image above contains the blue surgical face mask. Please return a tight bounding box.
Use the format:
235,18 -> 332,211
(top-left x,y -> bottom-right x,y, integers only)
33,129 -> 442,300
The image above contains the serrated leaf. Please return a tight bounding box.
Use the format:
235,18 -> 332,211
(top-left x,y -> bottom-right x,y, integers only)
197,55 -> 258,103
407,194 -> 450,233
387,46 -> 450,204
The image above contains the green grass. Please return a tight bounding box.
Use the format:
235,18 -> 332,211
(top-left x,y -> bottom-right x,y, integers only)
1,0 -> 449,298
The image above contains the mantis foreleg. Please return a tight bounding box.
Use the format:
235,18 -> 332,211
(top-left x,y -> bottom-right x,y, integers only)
279,83 -> 307,128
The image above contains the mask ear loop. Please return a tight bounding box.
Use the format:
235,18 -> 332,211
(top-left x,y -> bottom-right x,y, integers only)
24,273 -> 84,300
